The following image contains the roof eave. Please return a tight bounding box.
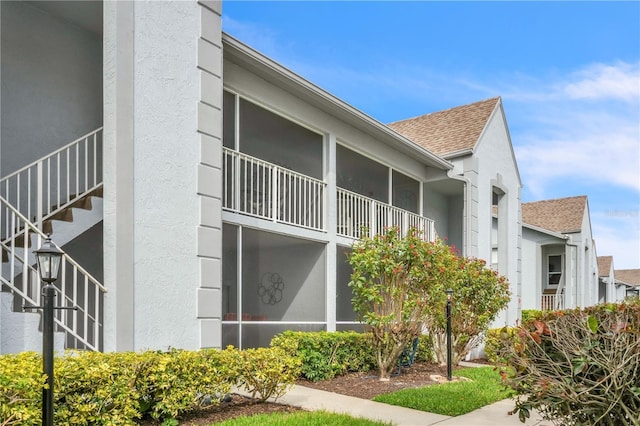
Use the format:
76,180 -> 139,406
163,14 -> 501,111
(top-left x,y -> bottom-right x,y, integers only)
522,223 -> 570,240
222,33 -> 453,171
442,148 -> 474,160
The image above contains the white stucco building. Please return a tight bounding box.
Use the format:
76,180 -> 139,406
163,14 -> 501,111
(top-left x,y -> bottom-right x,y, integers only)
1,0 -> 523,354
520,196 -> 600,311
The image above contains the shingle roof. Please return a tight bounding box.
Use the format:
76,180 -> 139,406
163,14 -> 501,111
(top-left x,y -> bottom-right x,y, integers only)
597,256 -> 613,276
387,97 -> 500,156
521,196 -> 587,234
615,269 -> 640,286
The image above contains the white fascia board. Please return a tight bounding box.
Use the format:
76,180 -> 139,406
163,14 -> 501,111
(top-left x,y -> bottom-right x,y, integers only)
522,222 -> 569,240
222,33 -> 452,171
442,148 -> 474,160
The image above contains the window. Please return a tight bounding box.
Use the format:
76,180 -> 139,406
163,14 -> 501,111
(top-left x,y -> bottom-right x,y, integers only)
548,255 -> 562,286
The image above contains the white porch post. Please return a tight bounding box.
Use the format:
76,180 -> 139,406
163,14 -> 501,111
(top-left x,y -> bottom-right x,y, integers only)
325,133 -> 337,332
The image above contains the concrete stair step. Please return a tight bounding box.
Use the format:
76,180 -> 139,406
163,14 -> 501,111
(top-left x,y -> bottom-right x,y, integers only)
0,292 -> 65,354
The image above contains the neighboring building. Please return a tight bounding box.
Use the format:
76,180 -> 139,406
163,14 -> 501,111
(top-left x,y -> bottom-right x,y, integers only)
597,256 -> 628,303
521,196 -> 599,311
388,98 -> 523,326
615,269 -> 640,299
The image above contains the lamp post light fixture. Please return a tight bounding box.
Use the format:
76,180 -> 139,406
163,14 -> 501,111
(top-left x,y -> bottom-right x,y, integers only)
34,236 -> 63,426
446,288 -> 453,382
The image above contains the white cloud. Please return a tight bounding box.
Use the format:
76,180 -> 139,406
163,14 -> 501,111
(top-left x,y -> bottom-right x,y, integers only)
563,62 -> 640,102
501,62 -> 640,199
592,214 -> 640,270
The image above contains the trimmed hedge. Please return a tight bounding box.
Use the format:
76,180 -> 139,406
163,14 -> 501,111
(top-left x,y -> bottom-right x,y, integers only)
0,346 -> 299,425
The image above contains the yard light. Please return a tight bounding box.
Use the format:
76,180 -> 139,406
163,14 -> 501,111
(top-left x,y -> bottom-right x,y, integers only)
446,288 -> 453,381
34,236 -> 63,426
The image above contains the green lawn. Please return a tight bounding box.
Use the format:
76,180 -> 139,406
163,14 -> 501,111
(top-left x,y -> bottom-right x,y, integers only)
372,366 -> 514,416
215,411 -> 392,426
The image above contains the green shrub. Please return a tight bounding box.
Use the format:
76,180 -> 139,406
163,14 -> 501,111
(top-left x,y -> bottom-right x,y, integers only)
55,351 -> 141,425
484,327 -> 518,365
494,302 -> 640,424
134,347 -> 241,422
1,346 -> 291,425
271,331 -> 375,381
413,335 -> 435,363
520,309 -> 543,324
0,352 -> 43,426
237,347 -> 301,402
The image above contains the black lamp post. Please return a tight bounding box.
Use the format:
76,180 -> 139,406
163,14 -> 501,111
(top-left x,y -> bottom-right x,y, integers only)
34,236 -> 63,426
446,288 -> 453,381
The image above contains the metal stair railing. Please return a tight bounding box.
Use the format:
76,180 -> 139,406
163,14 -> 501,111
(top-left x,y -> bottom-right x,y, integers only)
1,195 -> 106,351
1,128 -> 103,236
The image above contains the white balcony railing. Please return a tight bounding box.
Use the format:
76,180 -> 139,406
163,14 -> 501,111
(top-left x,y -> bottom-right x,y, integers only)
222,149 -> 436,241
223,148 -> 326,231
541,293 -> 565,311
337,188 -> 435,241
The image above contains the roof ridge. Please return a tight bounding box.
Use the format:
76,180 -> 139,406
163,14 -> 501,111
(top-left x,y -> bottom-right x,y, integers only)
388,96 -> 501,125
523,195 -> 588,205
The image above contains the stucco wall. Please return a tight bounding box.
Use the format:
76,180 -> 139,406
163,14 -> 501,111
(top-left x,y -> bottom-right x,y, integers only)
0,1 -> 102,175
450,104 -> 522,327
103,1 -> 222,351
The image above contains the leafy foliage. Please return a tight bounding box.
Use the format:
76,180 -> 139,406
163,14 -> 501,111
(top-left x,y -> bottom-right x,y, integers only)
237,347 -> 301,402
348,227 -> 458,380
493,302 -> 640,425
270,331 -> 375,381
426,255 -> 511,365
0,352 -> 43,426
0,346 -> 297,425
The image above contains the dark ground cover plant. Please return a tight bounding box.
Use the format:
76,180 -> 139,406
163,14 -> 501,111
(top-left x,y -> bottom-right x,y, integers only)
493,302 -> 640,425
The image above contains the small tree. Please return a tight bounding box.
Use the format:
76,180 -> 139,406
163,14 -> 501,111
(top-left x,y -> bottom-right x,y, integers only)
348,227 -> 458,380
426,256 -> 511,365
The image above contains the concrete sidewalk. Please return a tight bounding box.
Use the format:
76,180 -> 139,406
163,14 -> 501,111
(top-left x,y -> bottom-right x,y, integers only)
274,384 -> 551,426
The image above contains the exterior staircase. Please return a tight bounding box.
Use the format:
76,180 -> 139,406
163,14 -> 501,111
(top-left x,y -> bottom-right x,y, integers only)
0,128 -> 105,353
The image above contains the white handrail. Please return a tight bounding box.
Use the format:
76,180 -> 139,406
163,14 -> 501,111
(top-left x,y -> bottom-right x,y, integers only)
1,128 -> 103,234
1,195 -> 106,351
337,187 -> 435,241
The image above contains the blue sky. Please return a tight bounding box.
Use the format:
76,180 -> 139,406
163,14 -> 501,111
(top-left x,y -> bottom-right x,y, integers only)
222,1 -> 640,270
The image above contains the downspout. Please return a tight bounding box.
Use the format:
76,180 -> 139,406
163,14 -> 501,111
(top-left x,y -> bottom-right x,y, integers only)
564,236 -> 579,308
449,174 -> 470,257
